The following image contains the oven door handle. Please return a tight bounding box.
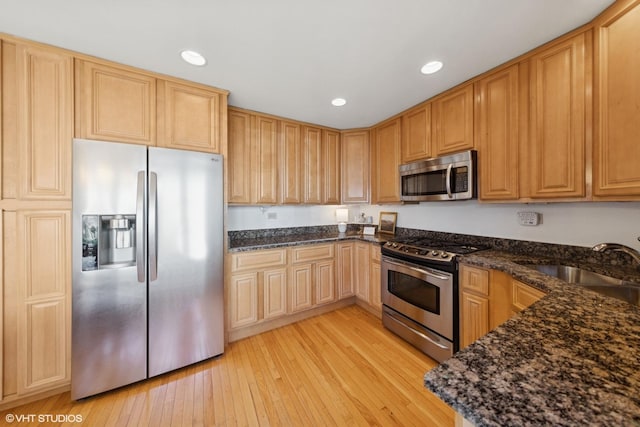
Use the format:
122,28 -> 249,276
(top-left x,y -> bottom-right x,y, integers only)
445,163 -> 453,199
383,257 -> 450,281
385,310 -> 450,350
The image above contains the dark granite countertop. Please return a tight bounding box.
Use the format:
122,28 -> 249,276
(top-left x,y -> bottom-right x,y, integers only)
228,231 -> 390,252
424,250 -> 640,426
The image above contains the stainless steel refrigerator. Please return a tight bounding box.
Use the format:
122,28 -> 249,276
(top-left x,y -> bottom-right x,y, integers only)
71,138 -> 224,400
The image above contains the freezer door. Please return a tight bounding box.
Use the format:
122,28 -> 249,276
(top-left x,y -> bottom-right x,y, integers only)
71,139 -> 148,400
148,147 -> 224,377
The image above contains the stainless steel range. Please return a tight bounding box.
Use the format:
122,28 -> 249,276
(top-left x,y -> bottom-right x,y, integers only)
381,237 -> 485,362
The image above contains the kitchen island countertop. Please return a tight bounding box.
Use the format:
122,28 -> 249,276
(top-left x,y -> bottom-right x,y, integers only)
424,250 -> 640,426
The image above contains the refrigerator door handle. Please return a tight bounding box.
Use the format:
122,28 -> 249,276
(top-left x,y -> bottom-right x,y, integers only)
149,171 -> 158,282
136,171 -> 146,283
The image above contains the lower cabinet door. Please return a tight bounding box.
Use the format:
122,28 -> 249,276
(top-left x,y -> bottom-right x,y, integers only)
263,269 -> 287,320
229,272 -> 259,329
289,264 -> 313,313
315,260 -> 335,305
460,291 -> 489,349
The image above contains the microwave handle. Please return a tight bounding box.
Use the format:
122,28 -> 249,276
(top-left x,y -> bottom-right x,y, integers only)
445,164 -> 453,198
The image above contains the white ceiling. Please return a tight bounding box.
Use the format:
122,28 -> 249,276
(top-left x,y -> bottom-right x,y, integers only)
0,0 -> 614,129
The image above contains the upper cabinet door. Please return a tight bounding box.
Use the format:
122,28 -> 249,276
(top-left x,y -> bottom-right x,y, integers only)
253,115 -> 279,205
227,109 -> 253,204
401,104 -> 431,163
371,118 -> 401,204
594,1 -> 640,198
303,126 -> 323,204
322,129 -> 341,204
341,130 -> 370,204
14,43 -> 73,200
75,60 -> 156,145
432,84 -> 474,156
528,32 -> 589,199
157,80 -> 225,153
280,120 -> 303,204
476,64 -> 520,201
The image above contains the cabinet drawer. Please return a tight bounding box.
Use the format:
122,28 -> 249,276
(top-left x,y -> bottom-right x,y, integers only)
460,265 -> 489,296
512,280 -> 546,312
291,244 -> 334,263
231,249 -> 287,272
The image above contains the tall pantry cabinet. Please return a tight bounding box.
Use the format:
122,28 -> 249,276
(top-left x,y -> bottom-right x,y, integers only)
1,39 -> 73,407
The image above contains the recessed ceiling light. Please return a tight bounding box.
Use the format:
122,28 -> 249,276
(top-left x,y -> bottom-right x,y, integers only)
331,98 -> 347,107
181,50 -> 207,66
421,61 -> 443,75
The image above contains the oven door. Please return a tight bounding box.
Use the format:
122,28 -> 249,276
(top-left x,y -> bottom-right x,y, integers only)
381,256 -> 453,341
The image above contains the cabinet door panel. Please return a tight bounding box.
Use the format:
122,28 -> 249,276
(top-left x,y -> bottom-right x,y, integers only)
476,65 -> 519,200
76,60 -> 156,145
157,81 -> 222,153
254,116 -> 279,204
280,120 -> 302,204
336,243 -> 355,299
323,130 -> 340,204
370,261 -> 381,310
315,260 -> 335,305
354,243 -> 370,301
303,126 -> 323,204
263,269 -> 287,320
529,33 -> 587,198
433,84 -> 474,155
460,292 -> 489,349
16,210 -> 71,392
594,3 -> 640,197
371,118 -> 401,203
402,104 -> 431,162
16,44 -> 73,200
289,264 -> 313,312
227,109 -> 252,204
229,273 -> 258,329
341,130 -> 369,203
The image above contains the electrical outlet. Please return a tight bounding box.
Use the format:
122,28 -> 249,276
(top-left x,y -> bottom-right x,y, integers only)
518,211 -> 540,226
267,212 -> 277,220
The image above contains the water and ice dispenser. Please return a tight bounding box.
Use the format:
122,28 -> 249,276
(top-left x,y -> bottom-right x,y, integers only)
82,214 -> 137,271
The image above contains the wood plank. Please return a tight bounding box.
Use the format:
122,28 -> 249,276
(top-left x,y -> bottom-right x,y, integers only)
0,305 -> 455,426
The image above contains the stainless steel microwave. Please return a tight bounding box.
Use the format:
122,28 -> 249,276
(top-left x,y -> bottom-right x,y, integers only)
399,150 -> 477,201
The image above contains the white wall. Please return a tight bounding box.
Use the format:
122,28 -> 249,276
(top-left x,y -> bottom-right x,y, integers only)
228,201 -> 640,250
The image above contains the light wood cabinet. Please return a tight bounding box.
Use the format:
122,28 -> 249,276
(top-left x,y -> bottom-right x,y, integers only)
432,84 -> 474,156
227,109 -> 252,204
354,242 -> 370,302
75,60 -> 156,145
229,249 -> 288,329
459,265 -> 512,349
157,80 -> 225,153
303,126 -> 323,204
371,118 -> 402,203
227,109 -> 279,205
253,115 -> 279,205
340,130 -> 370,203
280,120 -> 302,204
2,43 -> 73,201
511,279 -> 545,314
593,0 -> 640,199
475,64 -> 520,200
290,244 -> 335,311
402,103 -> 432,163
369,245 -> 382,310
14,210 -> 71,395
336,242 -> 355,299
1,40 -> 73,406
527,32 -> 589,199
323,129 -> 341,204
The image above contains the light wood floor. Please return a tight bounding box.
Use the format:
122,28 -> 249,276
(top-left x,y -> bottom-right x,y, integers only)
1,305 -> 454,426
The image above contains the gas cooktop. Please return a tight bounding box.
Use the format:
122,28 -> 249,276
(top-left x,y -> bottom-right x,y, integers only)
382,237 -> 486,264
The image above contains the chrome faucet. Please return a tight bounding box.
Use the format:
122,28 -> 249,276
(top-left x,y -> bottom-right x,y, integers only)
592,243 -> 640,269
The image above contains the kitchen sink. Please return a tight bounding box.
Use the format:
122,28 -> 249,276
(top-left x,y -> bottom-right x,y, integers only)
523,264 -> 640,307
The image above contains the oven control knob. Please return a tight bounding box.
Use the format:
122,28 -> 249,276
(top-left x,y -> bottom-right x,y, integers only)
431,250 -> 439,256
441,253 -> 449,258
